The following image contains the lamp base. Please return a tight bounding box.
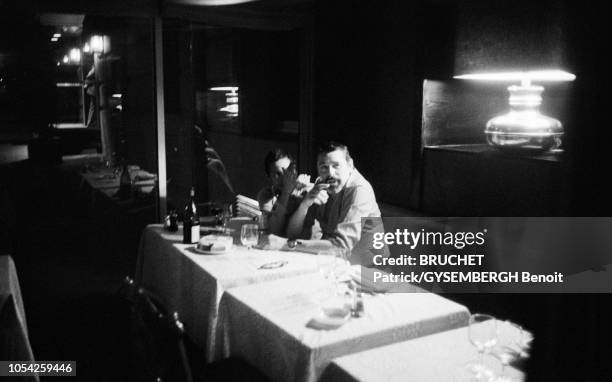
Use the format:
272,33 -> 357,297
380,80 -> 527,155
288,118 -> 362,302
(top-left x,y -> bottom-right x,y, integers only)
484,83 -> 563,153
485,131 -> 563,152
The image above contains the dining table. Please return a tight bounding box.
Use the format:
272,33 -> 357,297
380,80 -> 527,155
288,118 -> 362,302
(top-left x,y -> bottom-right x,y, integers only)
217,272 -> 470,382
0,255 -> 39,382
319,321 -> 527,382
135,220 -> 323,361
78,164 -> 157,207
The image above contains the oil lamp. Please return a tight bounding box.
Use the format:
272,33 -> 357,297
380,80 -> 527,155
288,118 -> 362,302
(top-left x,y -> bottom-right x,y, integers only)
454,70 -> 575,152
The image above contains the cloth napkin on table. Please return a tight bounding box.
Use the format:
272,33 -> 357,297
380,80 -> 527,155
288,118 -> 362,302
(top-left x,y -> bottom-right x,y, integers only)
348,265 -> 427,294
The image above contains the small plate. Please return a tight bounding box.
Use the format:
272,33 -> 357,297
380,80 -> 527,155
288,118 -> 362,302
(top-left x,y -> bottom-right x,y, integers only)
192,246 -> 230,255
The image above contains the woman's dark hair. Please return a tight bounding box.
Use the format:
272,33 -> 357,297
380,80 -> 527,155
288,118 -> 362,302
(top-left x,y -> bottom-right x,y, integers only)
264,149 -> 294,176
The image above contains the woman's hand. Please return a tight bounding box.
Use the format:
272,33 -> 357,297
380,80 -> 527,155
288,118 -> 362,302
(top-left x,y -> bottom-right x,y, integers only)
280,163 -> 298,195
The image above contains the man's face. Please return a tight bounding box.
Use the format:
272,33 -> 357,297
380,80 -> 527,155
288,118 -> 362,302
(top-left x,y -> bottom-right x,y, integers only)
268,156 -> 291,190
317,149 -> 353,194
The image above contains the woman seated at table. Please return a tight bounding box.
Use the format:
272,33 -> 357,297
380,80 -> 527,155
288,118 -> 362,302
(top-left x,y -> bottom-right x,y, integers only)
256,149 -> 311,236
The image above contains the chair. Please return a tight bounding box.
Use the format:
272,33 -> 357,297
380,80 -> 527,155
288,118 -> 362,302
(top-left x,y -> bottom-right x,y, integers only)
122,277 -> 194,382
122,277 -> 270,382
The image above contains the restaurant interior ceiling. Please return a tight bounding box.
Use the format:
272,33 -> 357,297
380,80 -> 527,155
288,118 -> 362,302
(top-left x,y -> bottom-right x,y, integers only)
30,0 -> 314,18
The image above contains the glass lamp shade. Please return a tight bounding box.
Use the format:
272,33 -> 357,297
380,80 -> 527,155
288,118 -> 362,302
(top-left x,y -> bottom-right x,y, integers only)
485,83 -> 562,152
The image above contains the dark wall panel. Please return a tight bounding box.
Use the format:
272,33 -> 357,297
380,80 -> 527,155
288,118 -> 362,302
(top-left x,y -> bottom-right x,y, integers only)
313,0 -> 455,210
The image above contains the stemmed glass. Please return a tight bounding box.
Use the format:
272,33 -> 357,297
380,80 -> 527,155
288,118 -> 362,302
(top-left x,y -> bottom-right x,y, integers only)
317,250 -> 336,282
317,248 -> 349,291
240,224 -> 259,250
466,313 -> 498,381
331,248 -> 350,294
221,203 -> 233,230
491,321 -> 531,381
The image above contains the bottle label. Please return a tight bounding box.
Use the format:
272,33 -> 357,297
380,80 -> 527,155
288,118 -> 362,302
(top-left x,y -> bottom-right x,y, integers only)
191,225 -> 200,243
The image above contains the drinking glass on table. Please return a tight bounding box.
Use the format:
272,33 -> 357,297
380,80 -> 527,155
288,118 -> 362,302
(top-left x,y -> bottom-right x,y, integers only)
469,314 -> 498,360
317,250 -> 336,282
240,224 -> 259,250
221,203 -> 233,230
331,248 -> 350,292
317,248 -> 349,294
491,321 -> 531,381
466,313 -> 498,381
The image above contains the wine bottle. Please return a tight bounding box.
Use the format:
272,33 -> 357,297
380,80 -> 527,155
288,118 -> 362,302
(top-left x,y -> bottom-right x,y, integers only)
183,187 -> 200,244
117,162 -> 132,200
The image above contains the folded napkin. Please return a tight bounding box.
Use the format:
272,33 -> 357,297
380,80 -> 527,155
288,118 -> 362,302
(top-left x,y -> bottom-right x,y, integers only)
197,234 -> 233,252
349,265 -> 426,293
236,194 -> 259,209
306,298 -> 351,330
235,202 -> 262,218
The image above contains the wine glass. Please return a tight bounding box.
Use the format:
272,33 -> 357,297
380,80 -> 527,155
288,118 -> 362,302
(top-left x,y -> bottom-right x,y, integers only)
240,224 -> 259,250
331,248 -> 350,294
469,314 -> 498,360
317,250 -> 336,282
491,321 -> 530,381
221,203 -> 233,231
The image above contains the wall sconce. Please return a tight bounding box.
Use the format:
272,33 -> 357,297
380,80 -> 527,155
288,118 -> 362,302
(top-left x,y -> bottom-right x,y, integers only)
210,86 -> 239,117
455,70 -> 575,152
69,48 -> 81,64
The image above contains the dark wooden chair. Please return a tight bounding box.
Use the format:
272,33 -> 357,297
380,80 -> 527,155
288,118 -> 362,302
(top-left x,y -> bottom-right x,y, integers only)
123,277 -> 194,382
122,277 -> 269,382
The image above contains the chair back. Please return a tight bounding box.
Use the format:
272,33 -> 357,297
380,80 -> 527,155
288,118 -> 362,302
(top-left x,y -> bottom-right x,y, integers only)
123,277 -> 193,382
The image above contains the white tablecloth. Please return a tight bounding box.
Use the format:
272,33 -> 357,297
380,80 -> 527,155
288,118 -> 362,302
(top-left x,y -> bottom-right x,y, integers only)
80,166 -> 155,199
320,323 -> 526,382
218,273 -> 470,382
136,224 -> 320,360
0,256 -> 39,381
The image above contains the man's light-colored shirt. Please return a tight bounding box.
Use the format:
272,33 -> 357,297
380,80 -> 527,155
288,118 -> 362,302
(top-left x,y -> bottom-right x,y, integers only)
299,169 -> 388,265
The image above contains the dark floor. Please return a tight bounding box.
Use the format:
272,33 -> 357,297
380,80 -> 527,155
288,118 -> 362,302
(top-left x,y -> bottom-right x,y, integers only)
2,157 -> 134,381
1,150 -> 266,382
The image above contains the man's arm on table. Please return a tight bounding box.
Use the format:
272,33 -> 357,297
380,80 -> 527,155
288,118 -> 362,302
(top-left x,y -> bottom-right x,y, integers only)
256,233 -> 337,253
261,184 -> 387,265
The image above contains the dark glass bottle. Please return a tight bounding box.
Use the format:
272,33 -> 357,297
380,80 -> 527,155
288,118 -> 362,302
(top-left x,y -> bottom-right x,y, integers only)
183,188 -> 200,244
117,162 -> 132,200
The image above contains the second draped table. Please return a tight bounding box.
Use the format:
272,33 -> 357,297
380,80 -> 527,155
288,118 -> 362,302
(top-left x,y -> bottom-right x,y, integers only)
218,273 -> 470,382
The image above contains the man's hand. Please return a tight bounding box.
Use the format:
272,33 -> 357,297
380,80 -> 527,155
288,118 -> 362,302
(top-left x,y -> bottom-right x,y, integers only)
302,183 -> 330,207
255,233 -> 288,250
